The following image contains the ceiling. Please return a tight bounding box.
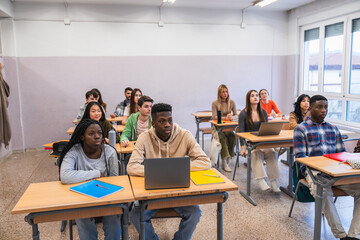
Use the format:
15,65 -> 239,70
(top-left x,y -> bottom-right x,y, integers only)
11,0 -> 316,11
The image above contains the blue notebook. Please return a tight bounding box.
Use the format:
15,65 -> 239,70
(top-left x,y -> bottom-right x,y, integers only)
70,179 -> 124,199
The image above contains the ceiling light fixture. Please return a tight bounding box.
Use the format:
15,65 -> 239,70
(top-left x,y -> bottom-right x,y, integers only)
163,0 -> 176,4
253,0 -> 278,7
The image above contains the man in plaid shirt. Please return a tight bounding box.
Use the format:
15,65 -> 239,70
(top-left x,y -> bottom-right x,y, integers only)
110,87 -> 132,118
294,95 -> 360,240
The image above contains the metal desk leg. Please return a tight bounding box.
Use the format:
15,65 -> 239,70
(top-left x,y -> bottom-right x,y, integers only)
280,147 -> 294,198
195,118 -> 200,143
314,184 -> 323,240
280,148 -> 289,166
122,208 -> 129,240
25,215 -> 40,240
217,202 -> 223,240
140,203 -> 145,240
239,147 -> 257,206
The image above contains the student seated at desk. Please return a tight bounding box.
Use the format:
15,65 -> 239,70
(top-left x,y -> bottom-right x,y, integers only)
81,102 -> 120,143
127,103 -> 211,240
211,84 -> 237,172
122,88 -> 142,126
238,90 -> 281,192
110,87 -> 133,118
59,119 -> 121,240
76,90 -> 98,121
120,95 -> 153,147
294,95 -> 360,240
289,94 -> 310,130
259,89 -> 282,118
91,88 -> 107,112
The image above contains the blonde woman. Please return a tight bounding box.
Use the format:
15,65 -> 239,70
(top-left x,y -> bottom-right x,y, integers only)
211,84 -> 237,172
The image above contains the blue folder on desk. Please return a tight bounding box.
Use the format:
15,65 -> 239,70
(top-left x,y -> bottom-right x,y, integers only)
70,179 -> 124,199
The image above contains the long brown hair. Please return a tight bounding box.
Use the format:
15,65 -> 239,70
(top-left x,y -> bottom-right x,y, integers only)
130,88 -> 142,115
217,84 -> 230,113
245,90 -> 265,129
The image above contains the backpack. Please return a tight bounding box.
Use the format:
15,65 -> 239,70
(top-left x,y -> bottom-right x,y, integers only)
292,162 -> 314,202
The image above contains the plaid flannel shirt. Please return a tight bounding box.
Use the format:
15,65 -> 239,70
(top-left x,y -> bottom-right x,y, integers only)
294,117 -> 345,158
113,99 -> 130,117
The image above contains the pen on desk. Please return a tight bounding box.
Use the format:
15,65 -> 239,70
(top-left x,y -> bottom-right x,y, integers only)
202,173 -> 220,178
96,184 -> 109,190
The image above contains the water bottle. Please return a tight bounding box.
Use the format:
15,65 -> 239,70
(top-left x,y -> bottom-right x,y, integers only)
108,129 -> 116,148
217,110 -> 222,124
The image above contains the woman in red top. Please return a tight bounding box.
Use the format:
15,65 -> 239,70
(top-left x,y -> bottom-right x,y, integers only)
259,89 -> 282,118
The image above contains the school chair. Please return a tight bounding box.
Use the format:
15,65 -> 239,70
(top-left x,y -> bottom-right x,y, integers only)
197,110 -> 212,150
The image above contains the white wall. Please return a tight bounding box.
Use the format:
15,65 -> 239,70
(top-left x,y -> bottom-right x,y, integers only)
2,3 -> 292,149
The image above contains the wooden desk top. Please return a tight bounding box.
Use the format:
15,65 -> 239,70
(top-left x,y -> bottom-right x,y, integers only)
67,125 -> 124,135
237,130 -> 293,143
107,116 -> 123,122
210,120 -> 238,127
66,127 -> 75,135
113,125 -> 125,133
192,110 -> 241,119
130,168 -> 238,201
296,156 -> 360,178
191,111 -> 212,118
43,140 -> 69,149
73,117 -> 123,125
116,141 -> 136,154
12,176 -> 134,215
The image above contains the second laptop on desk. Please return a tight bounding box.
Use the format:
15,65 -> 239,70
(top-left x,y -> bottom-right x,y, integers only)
251,122 -> 284,136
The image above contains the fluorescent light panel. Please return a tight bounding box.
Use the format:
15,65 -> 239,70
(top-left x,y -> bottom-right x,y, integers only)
163,0 -> 176,3
254,0 -> 278,7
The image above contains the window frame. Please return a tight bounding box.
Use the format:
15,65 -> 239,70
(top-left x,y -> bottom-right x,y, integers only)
299,12 -> 360,128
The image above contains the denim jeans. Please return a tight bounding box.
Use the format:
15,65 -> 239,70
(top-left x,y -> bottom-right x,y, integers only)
75,215 -> 121,240
131,205 -> 202,240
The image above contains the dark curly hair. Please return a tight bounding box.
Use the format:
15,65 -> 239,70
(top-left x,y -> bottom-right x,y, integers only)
293,94 -> 310,124
151,103 -> 172,120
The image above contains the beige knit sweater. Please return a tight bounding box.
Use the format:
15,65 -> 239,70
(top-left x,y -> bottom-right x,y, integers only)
127,123 -> 211,176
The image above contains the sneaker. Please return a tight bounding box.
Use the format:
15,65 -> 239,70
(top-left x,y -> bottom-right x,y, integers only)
257,178 -> 270,191
222,160 -> 232,172
270,179 -> 281,193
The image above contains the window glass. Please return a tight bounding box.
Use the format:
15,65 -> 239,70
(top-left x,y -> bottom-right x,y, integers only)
346,100 -> 360,123
349,18 -> 360,94
303,28 -> 320,91
323,22 -> 344,93
327,99 -> 342,120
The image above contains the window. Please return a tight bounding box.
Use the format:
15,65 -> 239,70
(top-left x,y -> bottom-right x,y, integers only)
349,18 -> 360,95
303,28 -> 319,91
323,22 -> 343,93
300,14 -> 360,126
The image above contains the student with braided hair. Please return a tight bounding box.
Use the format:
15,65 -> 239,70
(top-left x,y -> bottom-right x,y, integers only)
59,119 -> 121,240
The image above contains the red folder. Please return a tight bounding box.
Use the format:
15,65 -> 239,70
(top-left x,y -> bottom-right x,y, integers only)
323,152 -> 360,164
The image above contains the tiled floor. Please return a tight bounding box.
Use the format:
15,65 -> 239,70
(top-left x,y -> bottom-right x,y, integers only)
0,144 -> 355,240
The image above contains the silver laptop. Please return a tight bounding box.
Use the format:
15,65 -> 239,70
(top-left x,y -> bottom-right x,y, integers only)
144,157 -> 190,190
251,122 -> 284,136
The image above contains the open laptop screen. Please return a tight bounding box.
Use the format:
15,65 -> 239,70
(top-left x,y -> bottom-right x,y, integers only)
144,157 -> 190,190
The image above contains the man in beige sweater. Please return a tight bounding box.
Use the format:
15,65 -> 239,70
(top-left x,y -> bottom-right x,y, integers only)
127,103 -> 211,240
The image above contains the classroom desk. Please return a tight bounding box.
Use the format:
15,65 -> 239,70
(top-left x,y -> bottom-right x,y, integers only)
296,156 -> 360,240
236,130 -> 294,206
73,116 -> 124,125
116,141 -> 136,175
11,176 -> 134,240
192,111 -> 212,143
66,125 -> 124,135
129,168 -> 238,240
